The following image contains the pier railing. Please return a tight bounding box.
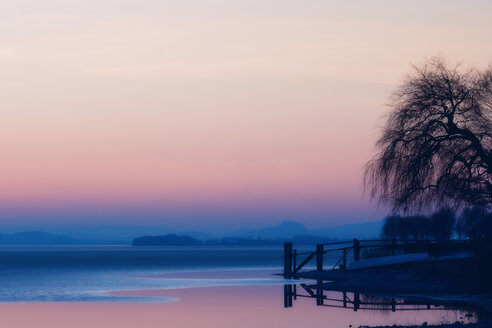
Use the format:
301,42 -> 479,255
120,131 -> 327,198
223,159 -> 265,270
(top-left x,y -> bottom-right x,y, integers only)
284,238 -> 475,278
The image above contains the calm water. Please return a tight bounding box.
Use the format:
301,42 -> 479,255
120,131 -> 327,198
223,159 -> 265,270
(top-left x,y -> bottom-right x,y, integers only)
0,245 -> 480,327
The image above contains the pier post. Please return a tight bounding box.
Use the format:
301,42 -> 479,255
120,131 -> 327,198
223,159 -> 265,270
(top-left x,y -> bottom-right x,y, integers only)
316,244 -> 324,272
284,242 -> 293,278
316,280 -> 324,306
353,239 -> 360,261
354,292 -> 360,311
283,284 -> 293,308
343,248 -> 347,271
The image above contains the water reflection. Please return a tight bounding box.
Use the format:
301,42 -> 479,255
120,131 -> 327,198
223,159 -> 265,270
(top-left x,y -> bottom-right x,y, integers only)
283,280 -> 478,326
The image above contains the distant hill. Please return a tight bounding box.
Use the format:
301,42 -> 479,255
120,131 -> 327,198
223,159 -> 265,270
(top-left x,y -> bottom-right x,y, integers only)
132,234 -> 199,246
0,231 -> 80,245
25,225 -> 212,244
0,220 -> 384,245
313,221 -> 383,240
131,220 -> 384,246
231,221 -> 308,239
132,233 -> 336,246
230,220 -> 383,240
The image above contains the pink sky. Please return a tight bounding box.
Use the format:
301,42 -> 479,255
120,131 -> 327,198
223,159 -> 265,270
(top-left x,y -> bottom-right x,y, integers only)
1,0 -> 492,228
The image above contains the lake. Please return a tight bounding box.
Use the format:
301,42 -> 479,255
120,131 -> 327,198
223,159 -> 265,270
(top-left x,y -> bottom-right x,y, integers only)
0,245 -> 479,327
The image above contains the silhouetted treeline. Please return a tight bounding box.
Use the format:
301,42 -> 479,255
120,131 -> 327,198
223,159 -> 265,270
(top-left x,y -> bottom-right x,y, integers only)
381,206 -> 492,241
456,207 -> 492,240
132,234 -> 337,246
206,234 -> 337,245
204,237 -> 279,245
132,234 -> 200,246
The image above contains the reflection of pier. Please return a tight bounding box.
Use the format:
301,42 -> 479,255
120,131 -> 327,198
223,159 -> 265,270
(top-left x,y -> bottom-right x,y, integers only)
284,282 -> 443,312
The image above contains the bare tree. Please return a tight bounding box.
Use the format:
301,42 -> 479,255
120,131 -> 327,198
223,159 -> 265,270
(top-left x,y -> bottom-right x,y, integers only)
365,58 -> 492,212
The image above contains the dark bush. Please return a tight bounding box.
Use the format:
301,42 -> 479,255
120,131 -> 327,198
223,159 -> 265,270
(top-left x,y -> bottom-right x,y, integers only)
429,207 -> 455,240
456,207 -> 492,241
381,208 -> 456,241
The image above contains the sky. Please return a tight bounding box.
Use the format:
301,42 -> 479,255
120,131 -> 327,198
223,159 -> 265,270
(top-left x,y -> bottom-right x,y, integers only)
1,0 -> 492,232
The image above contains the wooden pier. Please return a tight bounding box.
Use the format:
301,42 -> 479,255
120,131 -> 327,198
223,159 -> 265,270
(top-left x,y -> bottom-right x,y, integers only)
283,238 -> 476,278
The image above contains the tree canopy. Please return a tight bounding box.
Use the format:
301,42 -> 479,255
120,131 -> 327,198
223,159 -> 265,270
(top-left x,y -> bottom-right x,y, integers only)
365,58 -> 492,212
